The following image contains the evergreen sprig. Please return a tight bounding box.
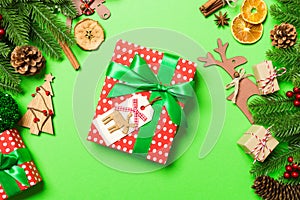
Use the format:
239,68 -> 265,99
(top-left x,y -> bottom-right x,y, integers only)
0,0 -> 76,93
251,144 -> 300,178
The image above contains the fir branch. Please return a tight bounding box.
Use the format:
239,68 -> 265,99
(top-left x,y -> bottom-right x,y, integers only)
57,2 -> 77,19
29,2 -> 75,46
0,42 -> 11,58
270,4 -> 300,28
251,144 -> 300,177
0,59 -> 21,93
0,0 -> 13,7
272,111 -> 300,138
248,94 -> 296,116
0,8 -> 30,46
30,23 -> 63,60
253,111 -> 294,126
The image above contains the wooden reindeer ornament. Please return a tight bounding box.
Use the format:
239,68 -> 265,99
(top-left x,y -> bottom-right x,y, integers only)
102,111 -> 135,134
198,39 -> 259,123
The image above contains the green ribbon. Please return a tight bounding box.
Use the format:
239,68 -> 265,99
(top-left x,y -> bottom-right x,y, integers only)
0,148 -> 31,197
107,54 -> 195,154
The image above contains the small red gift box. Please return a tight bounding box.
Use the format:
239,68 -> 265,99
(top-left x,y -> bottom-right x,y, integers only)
0,129 -> 42,200
87,40 -> 197,164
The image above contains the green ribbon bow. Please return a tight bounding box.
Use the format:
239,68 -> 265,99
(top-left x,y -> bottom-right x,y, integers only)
0,148 -> 31,197
106,53 -> 195,155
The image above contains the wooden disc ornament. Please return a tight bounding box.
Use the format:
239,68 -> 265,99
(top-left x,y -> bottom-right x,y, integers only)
74,18 -> 105,50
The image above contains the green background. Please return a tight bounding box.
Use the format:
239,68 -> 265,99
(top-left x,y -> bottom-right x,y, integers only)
11,0 -> 283,199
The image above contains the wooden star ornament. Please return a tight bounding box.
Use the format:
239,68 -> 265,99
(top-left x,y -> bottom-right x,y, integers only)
214,11 -> 230,27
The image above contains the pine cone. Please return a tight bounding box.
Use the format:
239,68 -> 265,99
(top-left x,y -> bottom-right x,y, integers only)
252,175 -> 300,200
10,46 -> 45,75
270,23 -> 297,49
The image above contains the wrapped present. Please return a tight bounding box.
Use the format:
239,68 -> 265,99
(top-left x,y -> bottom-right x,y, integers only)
0,129 -> 42,200
252,61 -> 286,95
237,125 -> 279,162
87,39 -> 197,164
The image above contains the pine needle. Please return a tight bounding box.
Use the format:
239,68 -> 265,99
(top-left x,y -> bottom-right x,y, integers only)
0,59 -> 21,93
0,42 -> 11,58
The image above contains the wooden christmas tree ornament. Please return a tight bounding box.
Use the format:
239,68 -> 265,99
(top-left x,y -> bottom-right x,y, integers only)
198,39 -> 259,123
19,74 -> 55,135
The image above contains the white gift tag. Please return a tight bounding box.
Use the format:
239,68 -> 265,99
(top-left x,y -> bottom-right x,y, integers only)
93,94 -> 154,146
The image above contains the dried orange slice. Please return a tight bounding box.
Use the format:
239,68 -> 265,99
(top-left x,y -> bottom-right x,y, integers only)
241,0 -> 267,24
231,14 -> 263,44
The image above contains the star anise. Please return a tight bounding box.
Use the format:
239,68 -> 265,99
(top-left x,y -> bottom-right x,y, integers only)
214,11 -> 230,27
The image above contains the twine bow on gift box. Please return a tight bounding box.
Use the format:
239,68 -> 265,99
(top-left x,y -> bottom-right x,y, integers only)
0,148 -> 31,197
249,126 -> 273,163
106,54 -> 195,155
225,68 -> 252,104
257,61 -> 286,95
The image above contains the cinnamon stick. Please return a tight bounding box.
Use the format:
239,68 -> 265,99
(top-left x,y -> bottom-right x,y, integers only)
200,0 -> 225,17
59,42 -> 80,70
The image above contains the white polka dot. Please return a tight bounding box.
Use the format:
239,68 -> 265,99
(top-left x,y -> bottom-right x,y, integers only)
123,147 -> 127,151
146,55 -> 150,60
169,137 -> 173,142
151,140 -> 156,144
157,125 -> 161,130
123,56 -> 127,61
120,96 -> 125,101
171,80 -> 176,85
158,151 -> 163,155
134,134 -> 138,138
128,50 -> 133,54
103,107 -> 108,112
93,129 -> 97,134
22,165 -> 26,169
164,152 -> 169,157
189,78 -> 193,81
163,127 -> 167,131
158,59 -> 162,64
183,76 -> 187,80
164,144 -> 168,148
153,157 -> 157,161
2,195 -> 7,199
152,148 -> 157,153
10,141 -> 15,146
0,189 -> 3,193
182,67 -> 186,72
188,61 -> 193,65
123,139 -> 127,143
0,137 -> 4,141
3,142 -> 7,147
102,99 -> 107,103
108,100 -> 112,105
146,48 -> 150,51
176,65 -> 181,70
163,136 -> 168,140
162,110 -> 166,114
153,66 -> 157,71
117,145 -> 121,150
162,118 -> 167,123
168,121 -> 172,125
134,44 -> 138,47
112,144 -> 116,148
158,52 -> 162,55
169,129 -> 173,133
128,140 -> 132,145
116,46 -> 121,50
158,142 -> 162,146
159,159 -> 163,163
28,176 -> 32,180
177,74 -> 181,78
5,148 -> 10,153
93,138 -> 98,142
107,84 -> 112,88
182,59 -> 186,63
188,69 -> 193,74
117,54 -> 121,59
157,134 -> 162,138
122,48 -> 127,52
129,150 -> 133,153
99,140 -> 104,144
30,182 -> 35,186
87,136 -> 92,140
25,170 -> 29,174
147,155 -> 151,159
121,40 -> 126,44
129,58 -> 133,63
8,137 -> 12,141
102,90 -> 106,95
152,57 -> 157,62
140,54 -> 144,58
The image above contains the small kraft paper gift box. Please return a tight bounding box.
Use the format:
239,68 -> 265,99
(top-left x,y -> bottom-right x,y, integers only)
87,39 -> 197,164
252,60 -> 286,95
0,129 -> 42,200
237,125 -> 279,162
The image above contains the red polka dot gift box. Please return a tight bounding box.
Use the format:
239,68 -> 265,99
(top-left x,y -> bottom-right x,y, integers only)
0,129 -> 42,200
87,40 -> 197,164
